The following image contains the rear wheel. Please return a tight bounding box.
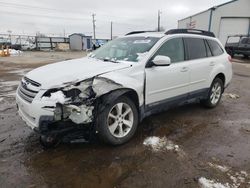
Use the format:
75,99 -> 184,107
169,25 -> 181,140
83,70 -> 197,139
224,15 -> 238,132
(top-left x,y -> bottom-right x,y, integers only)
97,96 -> 138,145
201,78 -> 223,108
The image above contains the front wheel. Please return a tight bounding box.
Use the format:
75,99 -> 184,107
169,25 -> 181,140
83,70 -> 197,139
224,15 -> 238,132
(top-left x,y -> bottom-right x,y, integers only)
201,78 -> 223,108
97,96 -> 138,145
40,134 -> 60,149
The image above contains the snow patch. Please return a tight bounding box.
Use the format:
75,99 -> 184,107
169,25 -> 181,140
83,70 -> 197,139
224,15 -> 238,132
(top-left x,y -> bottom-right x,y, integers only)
8,49 -> 23,56
143,136 -> 179,152
198,177 -> 230,188
208,162 -> 249,188
208,163 -> 230,172
223,93 -> 240,99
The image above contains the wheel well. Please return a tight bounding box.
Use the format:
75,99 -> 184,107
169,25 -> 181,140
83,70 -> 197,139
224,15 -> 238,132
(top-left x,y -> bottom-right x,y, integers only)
123,90 -> 139,108
99,89 -> 140,111
215,73 -> 225,84
215,73 -> 225,89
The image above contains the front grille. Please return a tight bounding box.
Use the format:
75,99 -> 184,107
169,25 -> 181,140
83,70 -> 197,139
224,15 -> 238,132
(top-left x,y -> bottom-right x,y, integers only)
18,77 -> 40,103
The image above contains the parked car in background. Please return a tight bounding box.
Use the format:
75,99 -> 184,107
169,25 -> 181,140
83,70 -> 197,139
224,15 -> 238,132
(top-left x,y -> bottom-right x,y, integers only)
225,35 -> 250,58
21,41 -> 36,51
16,29 -> 232,148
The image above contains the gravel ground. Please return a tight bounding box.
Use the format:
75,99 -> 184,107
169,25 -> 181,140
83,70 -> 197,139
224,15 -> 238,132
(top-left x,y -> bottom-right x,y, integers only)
0,52 -> 250,188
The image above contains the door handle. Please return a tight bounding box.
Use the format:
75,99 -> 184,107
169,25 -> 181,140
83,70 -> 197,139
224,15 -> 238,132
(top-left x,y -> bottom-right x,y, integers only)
210,62 -> 215,66
180,67 -> 188,72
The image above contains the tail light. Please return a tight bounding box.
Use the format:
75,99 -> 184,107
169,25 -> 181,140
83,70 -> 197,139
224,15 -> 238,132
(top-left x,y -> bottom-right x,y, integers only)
228,55 -> 232,63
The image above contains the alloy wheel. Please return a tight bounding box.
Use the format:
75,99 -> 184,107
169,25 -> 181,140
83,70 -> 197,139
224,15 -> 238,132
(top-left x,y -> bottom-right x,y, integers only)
107,102 -> 134,138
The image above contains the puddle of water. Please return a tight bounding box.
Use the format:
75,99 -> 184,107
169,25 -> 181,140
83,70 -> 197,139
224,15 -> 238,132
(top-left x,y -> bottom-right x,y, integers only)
0,80 -> 20,86
25,143 -> 149,188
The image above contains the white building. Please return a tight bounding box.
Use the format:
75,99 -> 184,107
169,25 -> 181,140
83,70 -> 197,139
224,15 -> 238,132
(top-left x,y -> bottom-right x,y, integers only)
69,33 -> 92,50
178,0 -> 250,45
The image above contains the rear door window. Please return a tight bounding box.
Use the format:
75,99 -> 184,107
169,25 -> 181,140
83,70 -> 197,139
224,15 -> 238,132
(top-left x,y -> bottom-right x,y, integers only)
207,40 -> 224,56
184,38 -> 207,60
241,38 -> 248,44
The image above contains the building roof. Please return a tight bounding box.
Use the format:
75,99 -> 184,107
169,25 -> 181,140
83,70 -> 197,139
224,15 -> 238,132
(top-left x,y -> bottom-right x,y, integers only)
69,33 -> 92,38
178,0 -> 238,21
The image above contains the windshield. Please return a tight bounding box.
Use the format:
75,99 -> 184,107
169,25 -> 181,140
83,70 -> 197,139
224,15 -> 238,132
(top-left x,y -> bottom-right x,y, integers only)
90,36 -> 159,62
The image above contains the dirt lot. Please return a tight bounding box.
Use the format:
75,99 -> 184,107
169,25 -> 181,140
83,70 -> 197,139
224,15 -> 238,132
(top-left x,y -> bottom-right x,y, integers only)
0,52 -> 250,188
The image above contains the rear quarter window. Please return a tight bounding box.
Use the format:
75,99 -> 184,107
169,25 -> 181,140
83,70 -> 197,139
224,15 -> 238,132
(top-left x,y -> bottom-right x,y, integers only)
207,40 -> 224,56
184,38 -> 207,60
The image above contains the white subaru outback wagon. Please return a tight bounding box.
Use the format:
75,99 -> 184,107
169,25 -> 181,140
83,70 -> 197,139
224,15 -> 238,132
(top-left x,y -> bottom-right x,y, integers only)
16,29 -> 232,147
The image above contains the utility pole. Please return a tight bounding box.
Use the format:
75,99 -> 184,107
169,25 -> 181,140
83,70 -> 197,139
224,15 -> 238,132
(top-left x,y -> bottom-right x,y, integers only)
92,13 -> 96,40
157,10 -> 162,32
63,29 -> 66,37
111,21 -> 113,40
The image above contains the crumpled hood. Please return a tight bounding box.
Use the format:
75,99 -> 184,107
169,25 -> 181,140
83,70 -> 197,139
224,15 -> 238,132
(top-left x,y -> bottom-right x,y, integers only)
25,57 -> 132,89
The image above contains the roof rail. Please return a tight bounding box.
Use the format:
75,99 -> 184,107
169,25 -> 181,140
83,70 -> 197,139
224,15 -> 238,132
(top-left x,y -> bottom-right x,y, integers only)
125,31 -> 155,36
165,29 -> 216,38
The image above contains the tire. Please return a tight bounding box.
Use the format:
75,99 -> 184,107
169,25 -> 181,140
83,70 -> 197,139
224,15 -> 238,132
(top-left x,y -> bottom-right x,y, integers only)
97,95 -> 139,145
227,49 -> 234,58
243,55 -> 249,59
40,134 -> 60,149
201,78 -> 223,108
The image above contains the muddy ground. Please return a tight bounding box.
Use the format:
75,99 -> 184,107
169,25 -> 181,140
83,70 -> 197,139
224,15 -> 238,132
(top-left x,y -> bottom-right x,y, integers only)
0,52 -> 250,188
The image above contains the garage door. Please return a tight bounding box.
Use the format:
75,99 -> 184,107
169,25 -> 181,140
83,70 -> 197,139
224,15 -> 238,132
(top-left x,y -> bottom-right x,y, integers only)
218,18 -> 250,45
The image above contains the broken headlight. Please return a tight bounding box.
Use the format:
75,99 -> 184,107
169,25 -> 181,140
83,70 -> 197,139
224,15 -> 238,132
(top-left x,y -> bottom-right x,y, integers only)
42,79 -> 96,104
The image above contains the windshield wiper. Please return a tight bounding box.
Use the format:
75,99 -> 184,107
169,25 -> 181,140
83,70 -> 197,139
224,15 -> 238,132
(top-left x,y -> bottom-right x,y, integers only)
102,58 -> 119,63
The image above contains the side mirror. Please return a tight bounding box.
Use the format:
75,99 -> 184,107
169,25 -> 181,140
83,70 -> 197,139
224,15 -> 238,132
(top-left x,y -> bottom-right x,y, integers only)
152,55 -> 171,66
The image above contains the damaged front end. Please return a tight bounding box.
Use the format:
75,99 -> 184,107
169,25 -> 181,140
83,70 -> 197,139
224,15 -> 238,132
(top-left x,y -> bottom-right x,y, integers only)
38,77 -> 122,140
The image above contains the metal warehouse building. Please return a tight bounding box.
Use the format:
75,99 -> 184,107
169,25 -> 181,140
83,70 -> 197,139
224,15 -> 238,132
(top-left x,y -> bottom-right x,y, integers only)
178,0 -> 250,45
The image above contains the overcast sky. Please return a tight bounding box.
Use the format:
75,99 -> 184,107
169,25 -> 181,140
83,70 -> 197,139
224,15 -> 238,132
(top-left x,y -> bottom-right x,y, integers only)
0,0 -> 231,39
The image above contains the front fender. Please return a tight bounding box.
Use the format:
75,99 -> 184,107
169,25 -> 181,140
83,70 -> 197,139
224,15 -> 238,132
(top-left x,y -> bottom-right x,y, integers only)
96,72 -> 144,106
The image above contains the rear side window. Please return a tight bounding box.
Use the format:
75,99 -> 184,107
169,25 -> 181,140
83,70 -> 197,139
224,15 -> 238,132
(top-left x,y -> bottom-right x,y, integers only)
205,40 -> 212,57
241,38 -> 250,44
184,38 -> 207,60
153,38 -> 184,63
241,38 -> 248,44
207,40 -> 224,56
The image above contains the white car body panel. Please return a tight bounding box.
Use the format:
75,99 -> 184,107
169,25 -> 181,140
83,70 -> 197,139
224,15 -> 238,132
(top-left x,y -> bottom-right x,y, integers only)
26,57 -> 132,89
145,61 -> 189,105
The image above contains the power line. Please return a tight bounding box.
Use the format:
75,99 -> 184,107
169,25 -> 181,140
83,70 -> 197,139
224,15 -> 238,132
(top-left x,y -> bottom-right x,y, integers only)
0,10 -> 92,21
0,2 -> 152,28
0,1 -> 70,12
111,21 -> 113,40
158,10 -> 162,32
0,2 -> 137,21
